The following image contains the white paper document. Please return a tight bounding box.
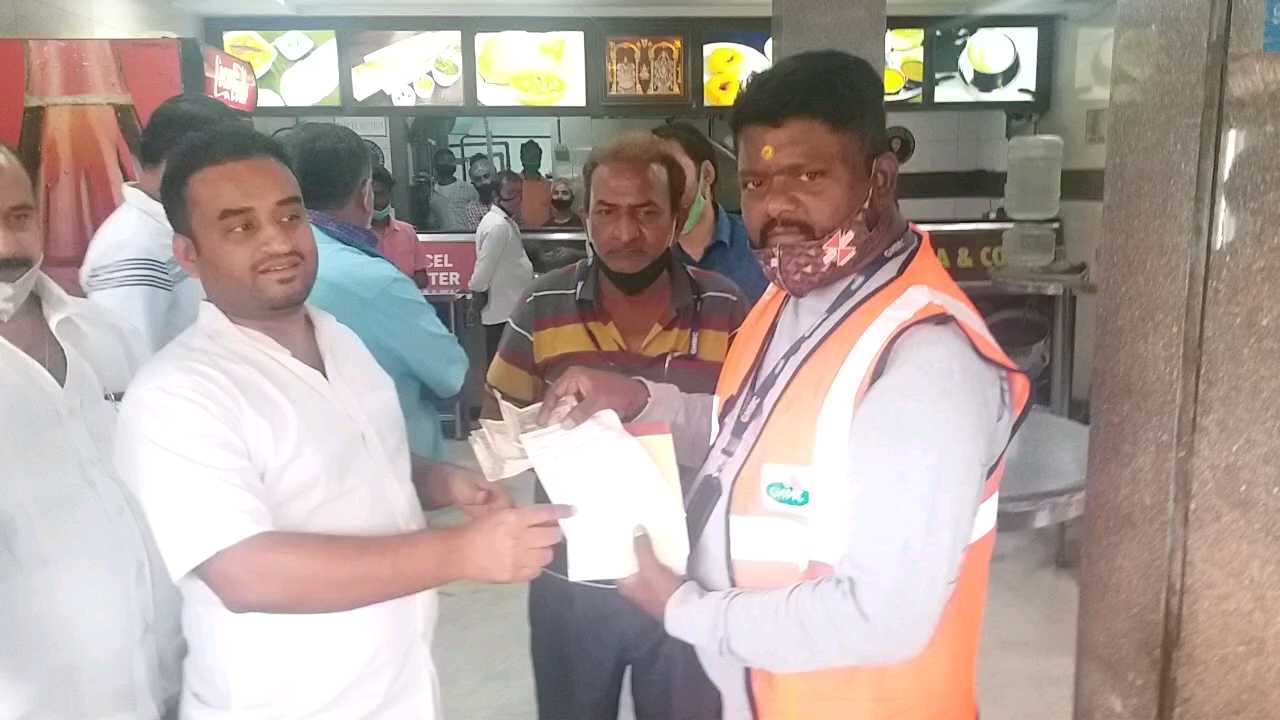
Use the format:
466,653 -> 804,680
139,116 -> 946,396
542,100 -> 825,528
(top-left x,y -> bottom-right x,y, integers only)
468,394 -> 577,482
520,411 -> 690,581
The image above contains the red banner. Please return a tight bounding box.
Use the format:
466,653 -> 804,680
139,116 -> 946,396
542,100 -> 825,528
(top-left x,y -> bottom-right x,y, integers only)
0,41 -> 24,148
417,240 -> 477,295
112,39 -> 183,126
203,47 -> 257,112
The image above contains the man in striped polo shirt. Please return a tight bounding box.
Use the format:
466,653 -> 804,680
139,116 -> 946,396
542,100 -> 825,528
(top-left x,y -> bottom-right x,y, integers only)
487,132 -> 747,720
80,94 -> 239,354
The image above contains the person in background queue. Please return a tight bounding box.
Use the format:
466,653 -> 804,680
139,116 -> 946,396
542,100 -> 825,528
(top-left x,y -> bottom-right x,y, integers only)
0,145 -> 183,719
427,147 -> 479,231
488,132 -> 747,720
81,93 -> 239,353
114,124 -> 572,720
462,153 -> 497,232
540,52 -> 1030,720
520,139 -> 546,181
282,123 -> 468,461
546,177 -> 584,228
653,122 -> 769,304
371,165 -> 421,277
469,169 -> 533,367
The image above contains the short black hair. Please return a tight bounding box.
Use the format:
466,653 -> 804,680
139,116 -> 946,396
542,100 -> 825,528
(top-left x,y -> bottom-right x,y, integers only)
520,140 -> 542,161
371,165 -> 395,190
731,50 -> 888,159
161,124 -> 293,239
140,94 -> 240,167
653,122 -> 719,193
434,148 -> 457,166
469,153 -> 489,167
279,123 -> 372,211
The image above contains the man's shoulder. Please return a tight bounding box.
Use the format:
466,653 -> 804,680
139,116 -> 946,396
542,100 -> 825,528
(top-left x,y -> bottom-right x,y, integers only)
524,261 -> 583,297
82,202 -> 173,272
685,265 -> 748,304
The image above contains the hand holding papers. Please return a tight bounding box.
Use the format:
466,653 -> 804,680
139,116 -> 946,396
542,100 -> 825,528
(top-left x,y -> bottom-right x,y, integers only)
468,394 -> 577,481
520,411 -> 690,582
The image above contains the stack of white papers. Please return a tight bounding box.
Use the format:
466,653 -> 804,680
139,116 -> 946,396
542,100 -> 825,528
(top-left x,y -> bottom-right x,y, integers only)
520,411 -> 689,581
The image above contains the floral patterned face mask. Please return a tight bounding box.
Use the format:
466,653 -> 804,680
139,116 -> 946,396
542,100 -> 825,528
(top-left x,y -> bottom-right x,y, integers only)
752,167 -> 904,297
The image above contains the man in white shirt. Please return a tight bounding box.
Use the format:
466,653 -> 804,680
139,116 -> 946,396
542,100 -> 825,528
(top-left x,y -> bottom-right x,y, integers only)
469,169 -> 534,365
80,94 -> 239,353
114,124 -> 571,719
0,144 -> 184,719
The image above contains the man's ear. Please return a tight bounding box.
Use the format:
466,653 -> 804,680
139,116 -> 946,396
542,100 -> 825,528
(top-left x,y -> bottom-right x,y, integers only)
358,177 -> 373,216
700,160 -> 717,192
873,151 -> 900,200
172,233 -> 201,280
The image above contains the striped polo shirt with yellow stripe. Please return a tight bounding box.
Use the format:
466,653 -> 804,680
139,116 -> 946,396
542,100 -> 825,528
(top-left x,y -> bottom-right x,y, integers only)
487,257 -> 750,407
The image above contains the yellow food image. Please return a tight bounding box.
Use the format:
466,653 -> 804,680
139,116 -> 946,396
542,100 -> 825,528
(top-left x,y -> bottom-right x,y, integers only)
479,32 -> 567,86
538,36 -> 567,64
707,47 -> 745,77
884,68 -> 906,95
888,28 -> 925,51
511,69 -> 568,106
901,59 -> 925,83
704,73 -> 741,107
224,31 -> 276,78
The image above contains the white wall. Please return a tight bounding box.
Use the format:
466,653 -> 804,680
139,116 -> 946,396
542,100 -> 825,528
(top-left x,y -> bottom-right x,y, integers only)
0,0 -> 200,38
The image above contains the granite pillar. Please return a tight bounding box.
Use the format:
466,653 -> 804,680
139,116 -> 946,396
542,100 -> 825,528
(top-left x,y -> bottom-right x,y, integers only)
1076,0 -> 1280,717
772,0 -> 884,69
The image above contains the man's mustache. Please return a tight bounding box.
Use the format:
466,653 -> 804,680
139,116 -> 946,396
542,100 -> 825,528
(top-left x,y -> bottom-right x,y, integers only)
0,256 -> 35,273
760,218 -> 818,244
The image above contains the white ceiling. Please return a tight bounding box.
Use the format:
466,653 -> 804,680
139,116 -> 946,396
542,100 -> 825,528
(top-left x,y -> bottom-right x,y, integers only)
183,0 -> 1105,18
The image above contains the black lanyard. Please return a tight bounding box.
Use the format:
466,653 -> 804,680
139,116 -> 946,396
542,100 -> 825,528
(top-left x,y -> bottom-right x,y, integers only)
718,237 -> 912,459
575,270 -> 703,382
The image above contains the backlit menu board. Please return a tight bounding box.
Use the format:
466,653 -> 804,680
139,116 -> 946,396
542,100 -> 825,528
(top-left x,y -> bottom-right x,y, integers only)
932,24 -> 1041,105
701,32 -> 772,107
223,30 -> 340,107
884,28 -> 925,105
343,30 -> 464,107
474,31 -> 586,107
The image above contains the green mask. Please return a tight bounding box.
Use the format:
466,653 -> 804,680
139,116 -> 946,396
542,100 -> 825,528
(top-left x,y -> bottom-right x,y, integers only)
681,180 -> 708,236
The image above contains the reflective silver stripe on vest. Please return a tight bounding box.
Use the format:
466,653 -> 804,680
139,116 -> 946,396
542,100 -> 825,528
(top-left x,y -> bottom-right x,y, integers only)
809,284 -> 1005,564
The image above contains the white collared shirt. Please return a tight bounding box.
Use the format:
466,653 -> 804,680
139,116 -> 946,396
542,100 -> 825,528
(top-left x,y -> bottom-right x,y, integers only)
114,302 -> 439,720
469,204 -> 534,326
0,274 -> 183,720
80,183 -> 205,354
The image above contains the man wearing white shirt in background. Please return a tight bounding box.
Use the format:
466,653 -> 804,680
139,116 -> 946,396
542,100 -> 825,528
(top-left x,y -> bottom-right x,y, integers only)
80,94 -> 239,353
469,169 -> 533,366
0,145 -> 183,719
113,123 -> 571,720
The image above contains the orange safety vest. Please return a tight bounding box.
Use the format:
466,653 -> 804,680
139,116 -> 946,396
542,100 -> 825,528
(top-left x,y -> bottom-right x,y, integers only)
713,232 -> 1031,720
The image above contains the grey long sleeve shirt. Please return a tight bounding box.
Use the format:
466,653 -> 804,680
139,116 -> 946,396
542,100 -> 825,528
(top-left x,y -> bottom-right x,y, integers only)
635,287 -> 1012,713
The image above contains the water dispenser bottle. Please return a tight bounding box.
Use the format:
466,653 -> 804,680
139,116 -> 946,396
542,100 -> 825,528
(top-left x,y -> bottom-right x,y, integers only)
1005,135 -> 1064,221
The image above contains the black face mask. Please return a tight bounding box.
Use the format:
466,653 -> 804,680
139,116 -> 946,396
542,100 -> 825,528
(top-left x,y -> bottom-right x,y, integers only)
596,249 -> 671,296
476,182 -> 497,204
551,198 -> 573,211
435,166 -> 457,181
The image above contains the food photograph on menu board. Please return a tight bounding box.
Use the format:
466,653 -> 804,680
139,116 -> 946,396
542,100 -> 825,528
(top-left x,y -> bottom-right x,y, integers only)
344,31 -> 464,107
474,31 -> 587,107
884,28 -> 926,105
701,32 -> 772,107
223,30 -> 340,107
933,24 -> 1041,104
604,35 -> 687,103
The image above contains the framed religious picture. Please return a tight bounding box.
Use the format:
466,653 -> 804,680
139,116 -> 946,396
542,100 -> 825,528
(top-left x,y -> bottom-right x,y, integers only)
604,35 -> 688,104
